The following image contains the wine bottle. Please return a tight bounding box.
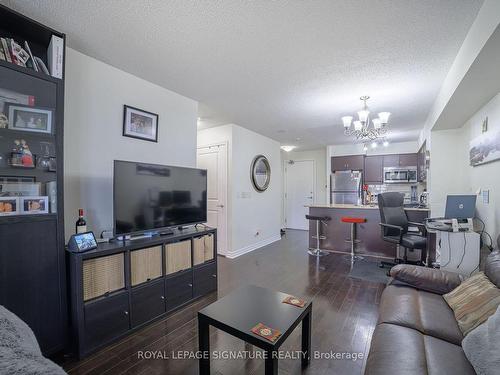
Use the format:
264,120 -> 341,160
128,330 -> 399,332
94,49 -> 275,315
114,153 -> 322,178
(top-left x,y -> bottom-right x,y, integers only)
75,208 -> 87,234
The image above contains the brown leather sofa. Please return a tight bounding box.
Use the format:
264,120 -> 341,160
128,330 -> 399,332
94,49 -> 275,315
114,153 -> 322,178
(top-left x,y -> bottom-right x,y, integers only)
365,250 -> 500,375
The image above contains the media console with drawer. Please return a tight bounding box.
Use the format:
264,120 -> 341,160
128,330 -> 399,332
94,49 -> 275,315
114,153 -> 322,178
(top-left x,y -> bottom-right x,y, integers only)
67,226 -> 217,358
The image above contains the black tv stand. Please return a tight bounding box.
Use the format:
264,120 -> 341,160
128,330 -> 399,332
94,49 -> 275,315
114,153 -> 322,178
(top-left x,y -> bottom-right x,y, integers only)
67,226 -> 217,358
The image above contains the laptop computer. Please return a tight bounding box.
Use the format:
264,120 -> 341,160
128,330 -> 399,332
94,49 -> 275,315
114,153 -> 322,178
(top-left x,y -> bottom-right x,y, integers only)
444,195 -> 476,220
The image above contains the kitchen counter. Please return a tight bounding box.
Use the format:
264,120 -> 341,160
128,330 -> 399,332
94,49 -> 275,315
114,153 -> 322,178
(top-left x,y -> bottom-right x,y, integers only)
306,203 -> 430,212
308,204 -> 430,259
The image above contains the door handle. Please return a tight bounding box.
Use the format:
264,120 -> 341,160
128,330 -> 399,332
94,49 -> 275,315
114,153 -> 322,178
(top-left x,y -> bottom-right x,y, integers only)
307,196 -> 313,199
216,204 -> 224,208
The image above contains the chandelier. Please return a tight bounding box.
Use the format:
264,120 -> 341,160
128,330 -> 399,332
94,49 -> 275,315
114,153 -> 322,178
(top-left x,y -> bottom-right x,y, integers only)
341,96 -> 390,146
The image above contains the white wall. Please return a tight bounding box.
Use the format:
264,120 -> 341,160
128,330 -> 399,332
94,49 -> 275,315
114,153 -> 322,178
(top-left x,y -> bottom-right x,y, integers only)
429,92 -> 500,243
462,93 -> 500,242
197,124 -> 282,258
428,129 -> 468,216
64,48 -> 198,240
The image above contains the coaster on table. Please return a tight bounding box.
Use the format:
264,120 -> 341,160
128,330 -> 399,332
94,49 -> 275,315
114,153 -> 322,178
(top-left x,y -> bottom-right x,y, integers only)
282,295 -> 306,308
251,323 -> 282,342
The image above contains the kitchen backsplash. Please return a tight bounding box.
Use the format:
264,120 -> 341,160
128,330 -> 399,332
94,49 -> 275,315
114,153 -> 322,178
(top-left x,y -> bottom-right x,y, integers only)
366,183 -> 426,203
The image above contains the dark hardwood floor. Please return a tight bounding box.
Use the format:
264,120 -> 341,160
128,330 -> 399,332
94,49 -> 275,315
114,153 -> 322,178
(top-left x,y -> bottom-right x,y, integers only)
60,230 -> 385,375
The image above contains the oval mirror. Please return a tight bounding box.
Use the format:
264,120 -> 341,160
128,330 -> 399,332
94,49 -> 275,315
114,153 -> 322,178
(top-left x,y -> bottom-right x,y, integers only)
250,155 -> 271,192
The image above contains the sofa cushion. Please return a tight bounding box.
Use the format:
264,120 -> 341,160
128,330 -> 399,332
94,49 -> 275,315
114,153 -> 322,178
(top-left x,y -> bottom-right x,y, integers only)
378,284 -> 463,345
484,250 -> 500,288
390,264 -> 465,295
365,323 -> 475,375
443,271 -> 500,336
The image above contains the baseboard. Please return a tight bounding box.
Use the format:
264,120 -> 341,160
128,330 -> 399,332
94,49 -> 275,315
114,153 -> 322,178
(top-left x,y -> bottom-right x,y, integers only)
226,234 -> 281,259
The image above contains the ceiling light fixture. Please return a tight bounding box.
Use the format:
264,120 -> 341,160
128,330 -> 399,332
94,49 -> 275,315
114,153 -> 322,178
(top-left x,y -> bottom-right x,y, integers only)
341,96 -> 390,142
280,145 -> 296,152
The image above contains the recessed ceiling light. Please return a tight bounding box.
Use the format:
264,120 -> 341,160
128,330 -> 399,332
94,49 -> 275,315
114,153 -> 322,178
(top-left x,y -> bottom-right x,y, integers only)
281,145 -> 296,152
295,137 -> 301,141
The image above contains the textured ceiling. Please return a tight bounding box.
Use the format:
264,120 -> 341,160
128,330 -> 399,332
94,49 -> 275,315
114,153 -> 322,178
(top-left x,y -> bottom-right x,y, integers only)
3,0 -> 483,149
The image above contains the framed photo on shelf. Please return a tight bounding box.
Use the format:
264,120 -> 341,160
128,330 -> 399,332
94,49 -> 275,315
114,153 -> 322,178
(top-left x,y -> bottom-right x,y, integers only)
7,103 -> 54,134
123,105 -> 159,142
20,196 -> 49,215
0,196 -> 19,216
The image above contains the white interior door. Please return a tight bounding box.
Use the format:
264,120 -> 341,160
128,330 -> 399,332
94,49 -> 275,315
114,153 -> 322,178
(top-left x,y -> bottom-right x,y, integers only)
285,160 -> 315,230
197,144 -> 227,256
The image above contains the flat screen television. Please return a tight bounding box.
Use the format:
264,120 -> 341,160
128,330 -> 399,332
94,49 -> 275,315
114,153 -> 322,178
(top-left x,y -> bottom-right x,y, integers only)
113,160 -> 207,236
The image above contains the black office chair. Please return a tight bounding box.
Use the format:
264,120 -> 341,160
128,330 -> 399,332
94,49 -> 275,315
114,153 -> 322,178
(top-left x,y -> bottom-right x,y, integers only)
378,192 -> 427,268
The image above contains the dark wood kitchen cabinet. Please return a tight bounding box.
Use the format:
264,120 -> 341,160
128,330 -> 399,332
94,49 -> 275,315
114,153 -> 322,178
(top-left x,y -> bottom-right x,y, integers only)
364,155 -> 384,184
399,153 -> 418,167
382,154 -> 400,168
383,153 -> 418,168
331,155 -> 364,172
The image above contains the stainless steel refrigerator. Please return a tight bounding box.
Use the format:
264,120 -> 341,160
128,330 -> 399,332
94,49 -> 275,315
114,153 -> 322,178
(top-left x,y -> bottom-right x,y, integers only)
330,170 -> 362,205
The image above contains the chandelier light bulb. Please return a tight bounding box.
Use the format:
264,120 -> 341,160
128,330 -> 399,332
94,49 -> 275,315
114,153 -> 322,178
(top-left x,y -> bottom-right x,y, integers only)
363,145 -> 368,151
372,118 -> 382,129
383,140 -> 389,147
378,112 -> 391,124
341,116 -> 353,128
357,109 -> 369,123
353,120 -> 363,131
371,142 -> 378,148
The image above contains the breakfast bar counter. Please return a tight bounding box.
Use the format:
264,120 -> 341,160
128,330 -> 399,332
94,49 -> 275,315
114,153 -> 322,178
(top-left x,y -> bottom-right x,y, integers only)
307,204 -> 430,259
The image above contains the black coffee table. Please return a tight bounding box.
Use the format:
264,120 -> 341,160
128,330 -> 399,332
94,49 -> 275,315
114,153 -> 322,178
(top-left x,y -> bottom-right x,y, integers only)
198,285 -> 312,375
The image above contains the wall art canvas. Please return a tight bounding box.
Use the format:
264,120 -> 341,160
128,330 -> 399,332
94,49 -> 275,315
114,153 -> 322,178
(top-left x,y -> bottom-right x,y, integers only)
469,130 -> 500,167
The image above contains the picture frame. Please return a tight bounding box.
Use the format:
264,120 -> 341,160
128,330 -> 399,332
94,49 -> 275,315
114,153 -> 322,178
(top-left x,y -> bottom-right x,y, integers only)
469,129 -> 500,167
122,105 -> 159,142
20,196 -> 49,215
0,196 -> 19,216
6,103 -> 53,134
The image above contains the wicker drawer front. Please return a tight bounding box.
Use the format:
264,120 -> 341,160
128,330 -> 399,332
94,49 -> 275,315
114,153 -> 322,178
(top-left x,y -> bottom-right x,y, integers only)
204,234 -> 214,262
193,235 -> 215,265
130,246 -> 162,286
193,237 -> 205,266
83,253 -> 125,301
165,240 -> 191,275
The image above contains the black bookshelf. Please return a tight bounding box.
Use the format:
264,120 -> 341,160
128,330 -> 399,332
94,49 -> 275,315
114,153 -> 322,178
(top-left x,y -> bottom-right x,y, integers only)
0,4 -> 66,355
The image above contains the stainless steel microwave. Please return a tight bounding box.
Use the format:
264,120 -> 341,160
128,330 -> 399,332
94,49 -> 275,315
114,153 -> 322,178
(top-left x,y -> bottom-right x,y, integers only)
383,167 -> 418,184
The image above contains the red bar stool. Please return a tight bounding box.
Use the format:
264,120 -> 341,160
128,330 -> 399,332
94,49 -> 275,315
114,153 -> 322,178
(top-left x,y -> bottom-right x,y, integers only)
341,216 -> 367,261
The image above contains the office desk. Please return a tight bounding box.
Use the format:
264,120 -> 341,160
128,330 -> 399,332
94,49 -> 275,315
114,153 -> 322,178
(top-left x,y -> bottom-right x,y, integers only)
426,225 -> 480,276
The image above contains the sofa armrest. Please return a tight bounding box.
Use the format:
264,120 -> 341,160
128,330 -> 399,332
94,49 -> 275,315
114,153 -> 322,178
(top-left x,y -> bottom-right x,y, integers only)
390,264 -> 465,295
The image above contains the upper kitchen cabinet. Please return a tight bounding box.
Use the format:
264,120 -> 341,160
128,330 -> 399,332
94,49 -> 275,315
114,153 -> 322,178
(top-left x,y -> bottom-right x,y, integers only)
364,155 -> 384,184
331,155 -> 364,172
398,153 -> 418,167
383,153 -> 418,168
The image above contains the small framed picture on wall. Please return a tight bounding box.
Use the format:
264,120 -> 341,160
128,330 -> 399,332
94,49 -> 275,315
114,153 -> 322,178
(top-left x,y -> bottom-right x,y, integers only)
122,105 -> 159,142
